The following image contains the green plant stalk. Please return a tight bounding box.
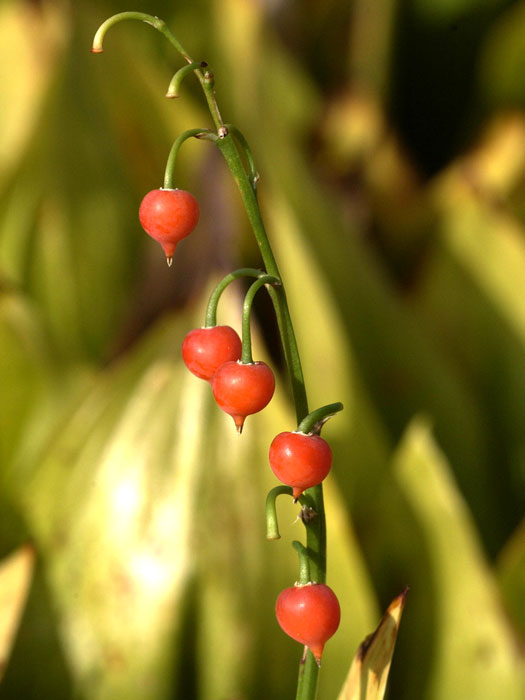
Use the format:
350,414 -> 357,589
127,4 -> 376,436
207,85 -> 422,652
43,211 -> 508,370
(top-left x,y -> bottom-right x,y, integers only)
266,486 -> 294,540
223,124 -> 260,190
166,61 -> 206,98
92,13 -> 329,699
217,128 -> 325,700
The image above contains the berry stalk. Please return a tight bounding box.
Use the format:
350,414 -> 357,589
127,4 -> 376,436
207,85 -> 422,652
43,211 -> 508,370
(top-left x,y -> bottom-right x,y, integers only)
241,275 -> 280,364
205,268 -> 264,327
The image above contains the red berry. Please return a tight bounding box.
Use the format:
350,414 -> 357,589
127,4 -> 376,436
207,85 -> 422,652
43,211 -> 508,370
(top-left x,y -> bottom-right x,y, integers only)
139,188 -> 199,262
211,361 -> 275,432
269,431 -> 332,499
275,583 -> 340,665
182,326 -> 242,381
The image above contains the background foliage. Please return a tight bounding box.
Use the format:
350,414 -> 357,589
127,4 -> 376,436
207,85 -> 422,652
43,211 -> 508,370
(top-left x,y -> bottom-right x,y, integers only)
1,0 -> 524,698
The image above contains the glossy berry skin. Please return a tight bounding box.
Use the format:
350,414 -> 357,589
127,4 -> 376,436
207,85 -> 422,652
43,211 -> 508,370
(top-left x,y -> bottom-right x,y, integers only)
275,583 -> 341,665
181,326 -> 242,381
211,360 -> 275,432
269,431 -> 332,499
139,188 -> 199,260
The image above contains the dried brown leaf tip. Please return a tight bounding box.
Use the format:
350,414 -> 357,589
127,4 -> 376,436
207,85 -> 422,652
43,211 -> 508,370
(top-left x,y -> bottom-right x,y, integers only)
337,586 -> 409,700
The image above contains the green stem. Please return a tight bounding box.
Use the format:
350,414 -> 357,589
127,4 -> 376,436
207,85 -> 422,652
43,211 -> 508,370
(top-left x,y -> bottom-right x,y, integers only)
265,486 -> 316,540
295,656 -> 320,700
265,486 -> 293,540
166,61 -> 207,98
292,541 -> 311,585
164,128 -> 215,189
91,12 -> 192,60
241,275 -> 280,364
92,12 -> 224,126
205,268 -> 264,327
223,124 -> 260,191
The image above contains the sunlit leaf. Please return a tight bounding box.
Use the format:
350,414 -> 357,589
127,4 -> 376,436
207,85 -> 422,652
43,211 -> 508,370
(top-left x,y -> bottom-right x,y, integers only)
13,315 -> 207,700
0,0 -> 66,184
0,545 -> 34,682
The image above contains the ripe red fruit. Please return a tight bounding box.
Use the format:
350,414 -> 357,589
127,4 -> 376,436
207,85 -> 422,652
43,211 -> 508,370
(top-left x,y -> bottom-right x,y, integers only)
139,188 -> 199,263
269,431 -> 332,499
275,583 -> 340,665
182,326 -> 242,381
211,361 -> 275,432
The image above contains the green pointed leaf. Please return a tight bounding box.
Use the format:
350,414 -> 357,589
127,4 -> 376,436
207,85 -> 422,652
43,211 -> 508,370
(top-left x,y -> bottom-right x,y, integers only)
392,419 -> 524,698
413,171 -> 525,548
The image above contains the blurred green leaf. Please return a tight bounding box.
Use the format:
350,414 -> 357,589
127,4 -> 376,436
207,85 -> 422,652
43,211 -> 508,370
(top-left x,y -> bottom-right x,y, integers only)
13,314 -> 207,700
480,2 -> 525,107
390,419 -> 523,699
410,0 -> 504,24
0,0 -> 66,185
497,521 -> 525,639
0,291 -> 52,468
0,561 -> 75,700
411,169 -> 525,548
0,2 -> 212,364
